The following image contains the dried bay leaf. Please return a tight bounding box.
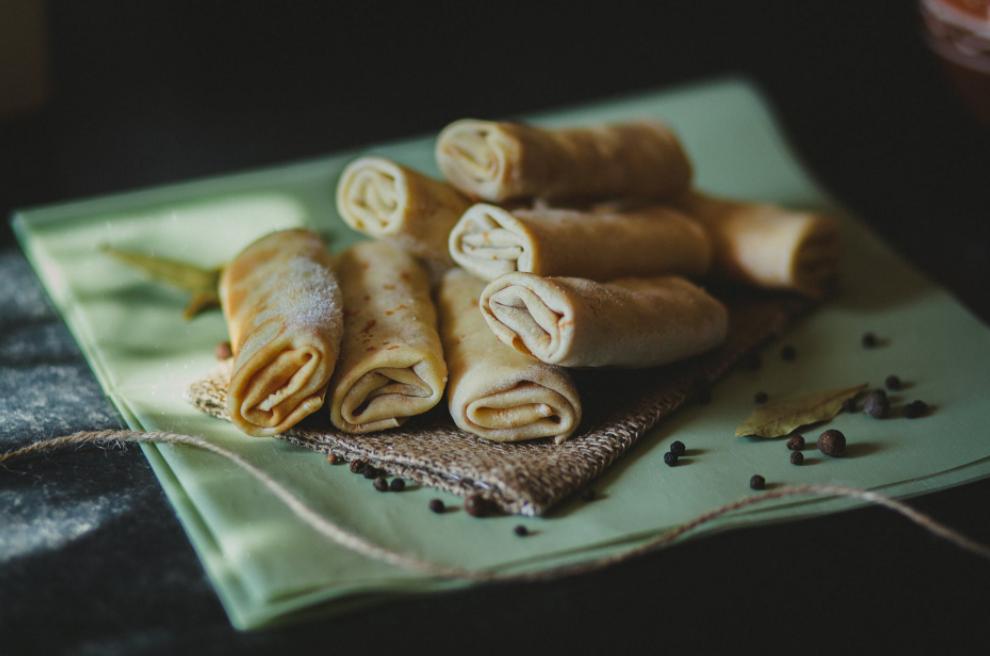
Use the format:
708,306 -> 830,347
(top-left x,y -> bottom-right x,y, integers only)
102,244 -> 222,319
735,383 -> 867,438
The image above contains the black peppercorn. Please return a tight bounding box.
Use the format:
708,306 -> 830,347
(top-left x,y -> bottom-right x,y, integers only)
864,390 -> 890,419
904,400 -> 928,419
465,494 -> 488,518
514,525 -> 529,537
389,478 -> 406,492
781,345 -> 796,361
327,453 -> 339,465
350,460 -> 367,474
790,452 -> 804,465
841,397 -> 857,413
818,429 -> 846,457
363,467 -> 380,480
664,452 -> 678,467
580,488 -> 596,502
428,499 -> 445,514
754,391 -> 768,404
861,332 -> 877,348
373,477 -> 388,492
885,375 -> 902,391
670,440 -> 686,456
786,434 -> 805,451
750,475 -> 766,490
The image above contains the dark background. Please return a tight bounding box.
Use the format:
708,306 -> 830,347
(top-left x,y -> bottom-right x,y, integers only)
2,2 -> 989,654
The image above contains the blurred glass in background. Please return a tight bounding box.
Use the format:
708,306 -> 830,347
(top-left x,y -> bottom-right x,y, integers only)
921,0 -> 990,127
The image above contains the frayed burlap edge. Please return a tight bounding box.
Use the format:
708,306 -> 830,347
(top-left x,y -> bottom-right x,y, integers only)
185,293 -> 808,516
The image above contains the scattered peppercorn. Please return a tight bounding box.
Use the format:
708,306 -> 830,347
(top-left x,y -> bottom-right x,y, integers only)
428,499 -> 445,514
664,452 -> 679,467
215,341 -> 232,360
363,467 -> 381,480
327,453 -> 339,465
754,391 -> 768,404
390,478 -> 406,492
790,452 -> 804,465
580,488 -> 596,502
514,525 -> 529,537
885,375 -> 902,391
864,390 -> 890,419
904,400 -> 929,419
750,475 -> 766,490
818,429 -> 846,457
781,345 -> 796,361
861,332 -> 877,348
670,441 -> 686,456
465,494 -> 488,518
841,397 -> 857,413
786,435 -> 805,451
373,477 -> 389,492
350,460 -> 367,474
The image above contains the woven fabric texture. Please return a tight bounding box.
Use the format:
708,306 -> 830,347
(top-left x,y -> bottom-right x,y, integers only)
186,292 -> 808,516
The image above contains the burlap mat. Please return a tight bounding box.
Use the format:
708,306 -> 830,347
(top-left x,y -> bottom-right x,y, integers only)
185,292 -> 809,516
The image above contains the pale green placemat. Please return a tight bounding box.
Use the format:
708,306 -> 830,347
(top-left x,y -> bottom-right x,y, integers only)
13,77 -> 990,630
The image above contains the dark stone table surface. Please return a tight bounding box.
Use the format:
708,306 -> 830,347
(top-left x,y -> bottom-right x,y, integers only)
2,3 -> 989,654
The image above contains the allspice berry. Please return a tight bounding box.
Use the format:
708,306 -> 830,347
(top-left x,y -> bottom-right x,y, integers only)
863,390 -> 890,419
215,341 -> 233,360
818,429 -> 846,457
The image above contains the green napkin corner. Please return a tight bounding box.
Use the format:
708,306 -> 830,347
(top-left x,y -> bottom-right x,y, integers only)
13,77 -> 990,630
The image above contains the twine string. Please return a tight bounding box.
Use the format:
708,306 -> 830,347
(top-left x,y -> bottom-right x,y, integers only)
3,430 -> 989,582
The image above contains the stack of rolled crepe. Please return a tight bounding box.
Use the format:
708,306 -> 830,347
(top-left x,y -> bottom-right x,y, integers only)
216,116 -> 840,445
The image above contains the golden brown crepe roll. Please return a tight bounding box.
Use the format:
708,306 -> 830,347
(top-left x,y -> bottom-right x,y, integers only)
435,119 -> 693,203
336,157 -> 471,265
480,273 -> 728,369
328,241 -> 447,433
438,268 -> 581,444
448,202 -> 712,282
679,191 -> 841,297
220,229 -> 343,437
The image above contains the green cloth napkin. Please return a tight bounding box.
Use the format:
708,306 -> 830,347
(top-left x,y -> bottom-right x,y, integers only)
13,78 -> 990,630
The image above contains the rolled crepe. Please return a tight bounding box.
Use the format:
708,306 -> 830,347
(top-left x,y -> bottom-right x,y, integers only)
435,119 -> 692,203
480,273 -> 729,369
449,202 -> 712,281
220,229 -> 343,437
679,191 -> 841,297
438,268 -> 581,444
336,157 -> 471,265
328,241 -> 447,433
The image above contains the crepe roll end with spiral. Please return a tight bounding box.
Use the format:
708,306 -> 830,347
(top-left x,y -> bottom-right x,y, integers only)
680,191 -> 842,298
439,268 -> 581,444
480,273 -> 728,369
221,229 -> 343,437
435,118 -> 693,203
329,241 -> 447,433
336,156 -> 470,264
